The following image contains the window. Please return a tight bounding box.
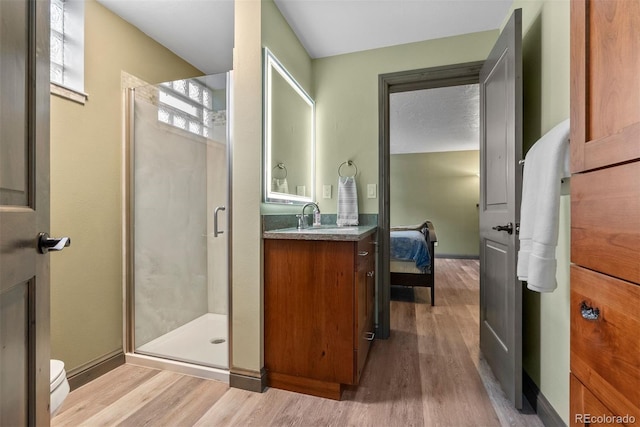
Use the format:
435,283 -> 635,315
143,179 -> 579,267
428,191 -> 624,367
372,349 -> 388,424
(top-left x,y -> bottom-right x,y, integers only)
158,79 -> 218,138
50,0 -> 85,100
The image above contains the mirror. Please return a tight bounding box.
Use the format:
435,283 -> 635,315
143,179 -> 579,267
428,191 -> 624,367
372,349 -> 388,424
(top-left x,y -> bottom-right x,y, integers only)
263,48 -> 315,204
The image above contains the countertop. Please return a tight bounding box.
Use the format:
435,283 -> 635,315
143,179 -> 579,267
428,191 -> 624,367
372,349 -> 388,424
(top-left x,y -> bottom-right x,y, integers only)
263,224 -> 377,241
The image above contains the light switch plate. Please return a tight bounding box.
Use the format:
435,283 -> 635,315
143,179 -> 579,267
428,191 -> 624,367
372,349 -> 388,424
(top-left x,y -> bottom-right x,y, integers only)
323,185 -> 332,199
367,184 -> 377,199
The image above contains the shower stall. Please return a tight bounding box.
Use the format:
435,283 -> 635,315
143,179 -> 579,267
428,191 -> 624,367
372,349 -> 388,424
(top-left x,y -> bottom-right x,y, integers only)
125,73 -> 231,380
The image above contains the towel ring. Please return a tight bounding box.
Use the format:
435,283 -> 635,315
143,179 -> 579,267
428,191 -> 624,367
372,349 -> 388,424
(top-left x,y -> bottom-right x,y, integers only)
272,163 -> 287,179
338,160 -> 358,178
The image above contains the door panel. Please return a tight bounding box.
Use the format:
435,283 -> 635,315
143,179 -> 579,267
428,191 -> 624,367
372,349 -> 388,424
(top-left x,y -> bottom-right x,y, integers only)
0,283 -> 29,426
571,0 -> 640,172
0,0 -> 29,207
587,1 -> 640,142
483,240 -> 508,349
479,9 -> 523,409
0,0 -> 51,424
484,56 -> 509,207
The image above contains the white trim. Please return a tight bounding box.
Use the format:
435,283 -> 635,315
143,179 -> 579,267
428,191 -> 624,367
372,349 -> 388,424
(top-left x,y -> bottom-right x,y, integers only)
125,353 -> 229,383
50,82 -> 88,104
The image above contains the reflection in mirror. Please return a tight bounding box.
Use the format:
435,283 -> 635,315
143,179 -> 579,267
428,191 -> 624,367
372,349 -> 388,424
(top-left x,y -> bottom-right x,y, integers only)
264,48 -> 315,204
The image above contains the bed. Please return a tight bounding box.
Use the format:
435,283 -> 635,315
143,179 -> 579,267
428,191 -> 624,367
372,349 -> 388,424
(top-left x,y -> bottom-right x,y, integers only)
390,221 -> 437,305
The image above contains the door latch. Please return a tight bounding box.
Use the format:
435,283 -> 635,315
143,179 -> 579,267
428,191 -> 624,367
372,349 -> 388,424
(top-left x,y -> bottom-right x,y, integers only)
492,222 -> 514,235
38,232 -> 71,254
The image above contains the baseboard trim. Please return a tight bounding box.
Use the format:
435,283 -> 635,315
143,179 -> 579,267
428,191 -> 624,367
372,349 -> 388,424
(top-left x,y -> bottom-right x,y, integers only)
523,371 -> 566,427
229,368 -> 267,393
67,351 -> 125,391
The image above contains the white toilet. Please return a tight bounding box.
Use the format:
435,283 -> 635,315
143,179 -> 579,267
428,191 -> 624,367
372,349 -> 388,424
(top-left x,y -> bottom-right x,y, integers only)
50,359 -> 70,417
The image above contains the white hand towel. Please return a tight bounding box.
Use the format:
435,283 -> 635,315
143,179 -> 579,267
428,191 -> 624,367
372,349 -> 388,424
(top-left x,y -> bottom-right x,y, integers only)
517,119 -> 570,292
272,178 -> 289,194
337,176 -> 359,226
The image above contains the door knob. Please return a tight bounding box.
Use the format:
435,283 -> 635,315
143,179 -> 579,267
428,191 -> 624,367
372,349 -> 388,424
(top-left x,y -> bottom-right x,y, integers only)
492,222 -> 514,234
38,232 -> 71,254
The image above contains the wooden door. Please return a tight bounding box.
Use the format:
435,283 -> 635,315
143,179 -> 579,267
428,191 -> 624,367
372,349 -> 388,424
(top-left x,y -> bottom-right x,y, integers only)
479,9 -> 523,409
0,0 -> 51,424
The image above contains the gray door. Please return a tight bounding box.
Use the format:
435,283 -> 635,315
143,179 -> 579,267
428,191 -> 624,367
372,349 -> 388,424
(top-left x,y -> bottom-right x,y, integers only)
479,9 -> 523,408
1,0 -> 51,424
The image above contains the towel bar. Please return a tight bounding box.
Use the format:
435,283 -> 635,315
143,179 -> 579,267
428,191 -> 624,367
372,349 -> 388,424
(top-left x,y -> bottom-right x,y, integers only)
338,160 -> 358,178
272,163 -> 287,179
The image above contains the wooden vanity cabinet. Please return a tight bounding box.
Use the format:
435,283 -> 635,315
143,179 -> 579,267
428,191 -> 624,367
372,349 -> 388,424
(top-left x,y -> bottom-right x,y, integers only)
264,232 -> 376,400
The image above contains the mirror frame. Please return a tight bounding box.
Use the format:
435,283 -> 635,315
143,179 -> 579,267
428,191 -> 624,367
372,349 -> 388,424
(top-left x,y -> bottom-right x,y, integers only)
263,48 -> 316,204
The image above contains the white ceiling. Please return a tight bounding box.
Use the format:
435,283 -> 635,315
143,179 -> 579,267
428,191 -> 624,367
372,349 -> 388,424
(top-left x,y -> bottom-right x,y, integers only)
97,0 -> 512,152
275,0 -> 513,59
97,0 -> 512,73
390,85 -> 479,154
97,0 -> 235,74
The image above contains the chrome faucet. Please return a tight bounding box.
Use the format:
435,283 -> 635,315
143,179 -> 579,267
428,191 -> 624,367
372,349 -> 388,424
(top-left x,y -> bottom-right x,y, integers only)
297,202 -> 320,229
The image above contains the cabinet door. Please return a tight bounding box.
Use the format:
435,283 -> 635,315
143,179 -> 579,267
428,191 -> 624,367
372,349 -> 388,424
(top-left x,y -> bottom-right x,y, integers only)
264,239 -> 355,385
355,267 -> 369,383
355,236 -> 375,383
571,0 -> 640,173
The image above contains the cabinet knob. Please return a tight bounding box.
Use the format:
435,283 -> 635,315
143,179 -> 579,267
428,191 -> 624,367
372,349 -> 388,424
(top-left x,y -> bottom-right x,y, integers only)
365,332 -> 375,341
580,301 -> 600,321
358,251 -> 369,257
367,271 -> 374,277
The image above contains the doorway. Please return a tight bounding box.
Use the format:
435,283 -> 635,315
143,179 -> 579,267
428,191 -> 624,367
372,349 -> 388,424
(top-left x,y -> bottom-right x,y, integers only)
377,62 -> 483,338
124,73 -> 231,380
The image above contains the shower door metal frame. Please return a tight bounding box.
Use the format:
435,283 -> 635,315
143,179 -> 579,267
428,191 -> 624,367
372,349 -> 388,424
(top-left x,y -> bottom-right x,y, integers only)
123,73 -> 233,377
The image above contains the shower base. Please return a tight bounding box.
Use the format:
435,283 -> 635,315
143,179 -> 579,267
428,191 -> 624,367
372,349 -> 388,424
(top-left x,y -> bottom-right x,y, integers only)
136,313 -> 228,370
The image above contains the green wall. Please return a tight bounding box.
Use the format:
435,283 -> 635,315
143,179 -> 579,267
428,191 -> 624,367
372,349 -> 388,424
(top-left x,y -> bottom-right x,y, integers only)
312,31 -> 498,215
261,0 -> 312,95
505,2 -> 571,424
50,0 -> 202,372
390,151 -> 479,257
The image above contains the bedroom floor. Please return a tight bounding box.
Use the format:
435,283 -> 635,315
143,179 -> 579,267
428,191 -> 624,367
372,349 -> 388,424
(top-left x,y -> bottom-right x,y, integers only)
52,258 -> 543,427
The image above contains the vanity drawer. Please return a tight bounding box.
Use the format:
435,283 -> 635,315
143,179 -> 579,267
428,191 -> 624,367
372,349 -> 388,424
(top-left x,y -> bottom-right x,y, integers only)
571,161 -> 640,284
570,265 -> 640,419
570,374 -> 617,427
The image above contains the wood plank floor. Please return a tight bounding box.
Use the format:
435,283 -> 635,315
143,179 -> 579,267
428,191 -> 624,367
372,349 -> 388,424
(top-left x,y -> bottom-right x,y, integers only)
53,258 -> 543,427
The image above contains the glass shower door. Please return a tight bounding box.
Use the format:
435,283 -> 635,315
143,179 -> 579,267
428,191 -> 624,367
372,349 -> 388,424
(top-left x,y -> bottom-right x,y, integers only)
130,73 -> 229,369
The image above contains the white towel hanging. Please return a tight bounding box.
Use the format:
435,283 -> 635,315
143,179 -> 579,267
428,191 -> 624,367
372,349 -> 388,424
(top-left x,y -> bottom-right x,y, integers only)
337,176 -> 358,226
271,178 -> 289,193
517,119 -> 570,292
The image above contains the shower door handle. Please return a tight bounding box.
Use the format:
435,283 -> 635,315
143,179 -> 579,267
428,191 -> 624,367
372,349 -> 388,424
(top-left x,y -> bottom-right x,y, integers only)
214,206 -> 226,237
